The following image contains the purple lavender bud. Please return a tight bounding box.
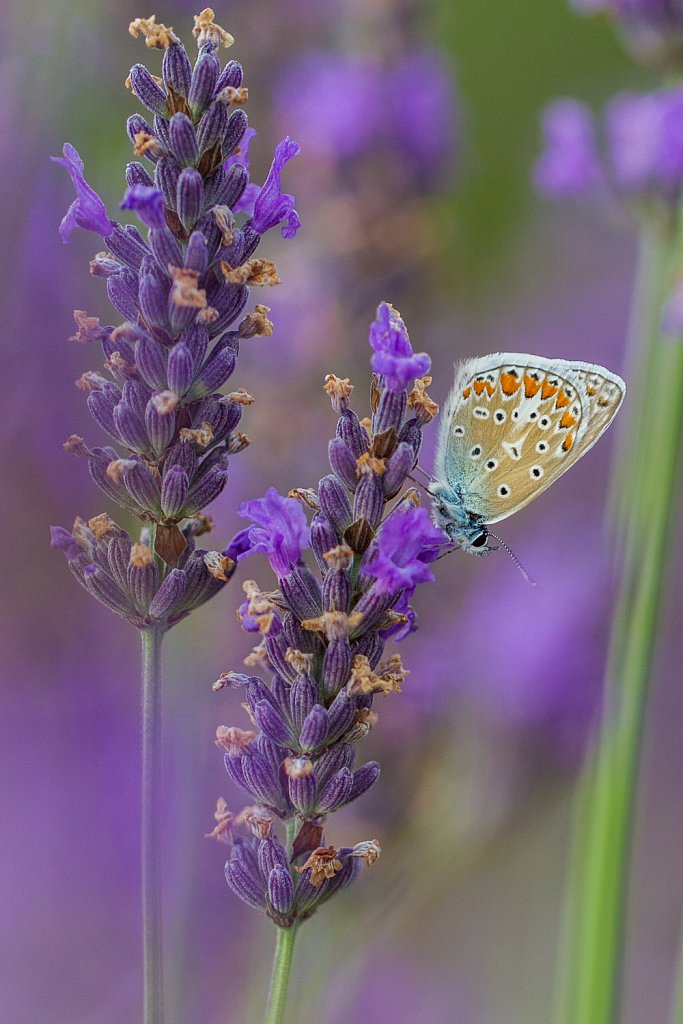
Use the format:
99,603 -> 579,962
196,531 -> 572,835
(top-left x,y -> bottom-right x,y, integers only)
280,568 -> 322,620
87,389 -> 119,440
185,464 -> 229,514
107,225 -> 148,272
311,515 -> 339,571
127,552 -> 159,611
125,162 -> 154,189
253,701 -> 293,747
138,272 -> 170,330
369,302 -> 430,392
288,772 -> 317,816
353,474 -> 384,529
169,113 -> 199,168
144,395 -> 176,455
167,343 -> 194,396
258,835 -> 289,877
264,631 -> 295,681
326,691 -> 357,742
322,568 -> 351,613
205,284 -> 248,338
397,418 -> 422,459
51,143 -> 113,242
289,675 -> 318,728
217,164 -> 248,209
148,569 -> 187,619
160,465 -> 190,518
135,334 -> 168,391
149,227 -> 183,272
107,273 -> 139,322
183,323 -> 210,367
189,47 -> 220,115
123,460 -> 162,514
328,438 -> 358,491
317,767 -> 353,813
348,761 -> 381,802
336,411 -> 370,459
373,388 -> 407,437
185,231 -> 209,274
268,866 -> 294,916
90,253 -> 123,277
318,475 -> 352,534
107,535 -> 133,593
190,345 -> 237,397
179,550 -> 222,610
129,64 -> 168,114
246,677 -> 278,715
251,137 -> 301,239
126,114 -> 157,157
225,858 -> 265,910
82,564 -> 133,616
114,400 -> 149,452
155,158 -> 181,211
314,742 -> 354,790
223,108 -> 249,157
162,41 -> 192,97
197,100 -> 229,153
321,639 -> 353,700
353,630 -> 383,669
153,114 -> 172,154
283,613 -> 320,656
215,60 -> 243,93
242,754 -> 284,809
383,442 -> 415,498
176,168 -> 204,231
299,705 -> 330,752
121,185 -> 166,230
88,451 -> 132,507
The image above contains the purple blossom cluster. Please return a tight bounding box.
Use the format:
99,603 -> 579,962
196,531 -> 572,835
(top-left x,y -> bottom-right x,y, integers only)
210,304 -> 448,925
50,11 -> 300,630
534,86 -> 683,209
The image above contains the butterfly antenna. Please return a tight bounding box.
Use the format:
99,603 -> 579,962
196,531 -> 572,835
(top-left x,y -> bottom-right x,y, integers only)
487,531 -> 537,587
407,473 -> 435,495
412,463 -> 433,484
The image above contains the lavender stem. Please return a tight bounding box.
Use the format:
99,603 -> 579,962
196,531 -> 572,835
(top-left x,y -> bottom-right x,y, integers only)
263,924 -> 298,1024
141,624 -> 165,1024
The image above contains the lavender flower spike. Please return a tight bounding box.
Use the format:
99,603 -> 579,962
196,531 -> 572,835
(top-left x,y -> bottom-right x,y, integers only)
534,99 -> 604,198
51,143 -> 113,243
251,137 -> 302,239
369,302 -> 431,392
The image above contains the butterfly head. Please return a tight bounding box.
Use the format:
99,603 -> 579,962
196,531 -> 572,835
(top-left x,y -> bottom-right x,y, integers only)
430,481 -> 492,557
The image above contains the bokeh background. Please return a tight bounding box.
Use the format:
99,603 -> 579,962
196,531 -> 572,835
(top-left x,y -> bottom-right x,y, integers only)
3,1 -> 683,1022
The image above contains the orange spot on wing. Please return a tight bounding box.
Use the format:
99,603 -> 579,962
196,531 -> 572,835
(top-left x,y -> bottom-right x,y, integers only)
562,433 -> 574,452
524,374 -> 541,398
555,391 -> 571,409
500,372 -> 521,396
541,380 -> 558,400
474,379 -> 495,397
560,410 -> 577,429
586,385 -> 596,396
462,386 -> 471,398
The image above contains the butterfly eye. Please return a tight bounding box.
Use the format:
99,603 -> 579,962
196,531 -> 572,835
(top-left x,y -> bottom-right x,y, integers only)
471,531 -> 488,549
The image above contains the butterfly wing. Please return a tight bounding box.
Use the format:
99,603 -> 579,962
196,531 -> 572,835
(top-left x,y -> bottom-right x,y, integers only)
435,353 -> 625,526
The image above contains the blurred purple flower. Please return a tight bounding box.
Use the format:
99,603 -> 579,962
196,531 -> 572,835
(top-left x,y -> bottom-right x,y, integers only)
571,0 -> 683,68
369,301 -> 431,391
51,143 -> 113,243
120,185 -> 166,230
365,506 -> 448,597
237,487 -> 310,576
383,51 -> 458,179
251,137 -> 302,239
534,99 -> 604,197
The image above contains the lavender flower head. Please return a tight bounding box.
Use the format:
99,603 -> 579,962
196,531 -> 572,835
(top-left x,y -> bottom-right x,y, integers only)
535,84 -> 683,213
50,9 -> 300,630
210,304 -> 448,926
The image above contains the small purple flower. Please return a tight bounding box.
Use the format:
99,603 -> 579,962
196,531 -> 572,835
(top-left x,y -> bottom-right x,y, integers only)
605,87 -> 683,200
365,507 -> 448,596
120,185 -> 167,230
534,99 -> 604,197
51,143 -> 113,243
251,137 -> 302,239
238,487 -> 310,577
369,302 -> 431,392
50,524 -> 83,562
224,127 -> 261,216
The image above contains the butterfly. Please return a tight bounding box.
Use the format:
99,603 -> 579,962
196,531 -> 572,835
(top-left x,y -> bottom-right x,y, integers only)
431,354 -> 626,555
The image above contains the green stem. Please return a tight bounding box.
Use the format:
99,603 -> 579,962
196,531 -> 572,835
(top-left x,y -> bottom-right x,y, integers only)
567,338 -> 683,1024
263,925 -> 299,1024
141,625 -> 165,1024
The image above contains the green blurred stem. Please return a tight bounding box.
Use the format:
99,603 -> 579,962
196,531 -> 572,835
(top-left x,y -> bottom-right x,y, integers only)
263,925 -> 299,1024
141,625 -> 165,1024
569,336 -> 683,1024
